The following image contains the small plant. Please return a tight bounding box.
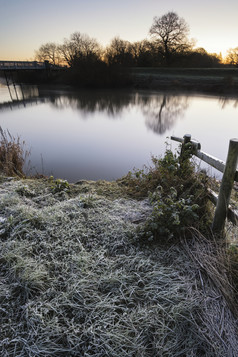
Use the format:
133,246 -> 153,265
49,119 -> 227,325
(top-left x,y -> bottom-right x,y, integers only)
0,126 -> 29,177
78,193 -> 95,208
138,186 -> 200,242
16,185 -> 35,197
50,176 -> 70,193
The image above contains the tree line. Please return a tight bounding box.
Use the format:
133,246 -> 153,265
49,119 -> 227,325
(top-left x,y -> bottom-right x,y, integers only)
35,12 -> 237,69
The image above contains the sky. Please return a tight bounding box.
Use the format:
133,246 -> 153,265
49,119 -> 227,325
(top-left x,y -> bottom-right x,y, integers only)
1,0 -> 238,61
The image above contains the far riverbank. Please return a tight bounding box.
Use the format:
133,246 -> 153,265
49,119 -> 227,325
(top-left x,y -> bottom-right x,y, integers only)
2,66 -> 238,96
132,67 -> 238,95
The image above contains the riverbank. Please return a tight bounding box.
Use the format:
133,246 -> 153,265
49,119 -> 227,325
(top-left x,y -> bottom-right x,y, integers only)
6,66 -> 238,96
1,167 -> 238,355
132,67 -> 238,95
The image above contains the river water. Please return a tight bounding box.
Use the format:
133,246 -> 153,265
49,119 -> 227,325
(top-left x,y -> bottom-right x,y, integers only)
0,80 -> 237,182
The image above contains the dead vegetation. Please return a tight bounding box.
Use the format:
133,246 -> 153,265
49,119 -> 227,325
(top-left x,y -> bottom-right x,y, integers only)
0,126 -> 29,177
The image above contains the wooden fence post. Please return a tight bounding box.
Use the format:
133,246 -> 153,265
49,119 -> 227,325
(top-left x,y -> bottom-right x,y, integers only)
212,139 -> 238,235
179,134 -> 191,164
183,134 -> 192,145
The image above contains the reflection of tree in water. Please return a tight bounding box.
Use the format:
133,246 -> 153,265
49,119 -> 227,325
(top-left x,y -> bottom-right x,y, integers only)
140,94 -> 189,134
218,97 -> 238,109
41,91 -> 189,130
42,90 -> 135,118
0,82 -> 190,129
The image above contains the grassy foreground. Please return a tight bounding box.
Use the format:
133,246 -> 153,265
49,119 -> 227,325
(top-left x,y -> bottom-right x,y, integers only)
0,172 -> 238,356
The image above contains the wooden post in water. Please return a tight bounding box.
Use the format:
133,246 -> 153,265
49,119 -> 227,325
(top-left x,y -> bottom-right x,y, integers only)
212,139 -> 238,235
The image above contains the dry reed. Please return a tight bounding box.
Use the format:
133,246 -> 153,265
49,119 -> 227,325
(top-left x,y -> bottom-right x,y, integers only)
0,126 -> 29,177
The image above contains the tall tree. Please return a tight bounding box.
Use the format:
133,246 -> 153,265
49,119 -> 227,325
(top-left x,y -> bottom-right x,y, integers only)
104,37 -> 133,66
130,40 -> 155,66
59,32 -> 101,67
35,42 -> 61,65
149,12 -> 192,66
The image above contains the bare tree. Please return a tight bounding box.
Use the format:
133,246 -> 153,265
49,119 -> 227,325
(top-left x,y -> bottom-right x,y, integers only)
104,37 -> 133,66
226,47 -> 238,66
149,12 -> 192,66
58,32 -> 101,67
130,40 -> 152,66
35,42 -> 61,65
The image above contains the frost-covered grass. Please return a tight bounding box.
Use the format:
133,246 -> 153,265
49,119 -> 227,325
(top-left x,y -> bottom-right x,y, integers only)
0,176 -> 238,356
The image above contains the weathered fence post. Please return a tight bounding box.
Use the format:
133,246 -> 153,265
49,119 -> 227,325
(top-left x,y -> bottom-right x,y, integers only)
212,139 -> 238,235
179,134 -> 191,164
183,134 -> 191,145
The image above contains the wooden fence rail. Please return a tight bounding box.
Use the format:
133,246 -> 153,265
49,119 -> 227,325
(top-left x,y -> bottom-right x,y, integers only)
171,134 -> 238,236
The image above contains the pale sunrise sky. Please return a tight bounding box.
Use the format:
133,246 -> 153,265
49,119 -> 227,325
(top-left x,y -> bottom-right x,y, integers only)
1,0 -> 237,61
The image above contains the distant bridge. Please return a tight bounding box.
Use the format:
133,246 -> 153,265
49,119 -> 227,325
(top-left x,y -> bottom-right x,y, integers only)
0,60 -> 62,71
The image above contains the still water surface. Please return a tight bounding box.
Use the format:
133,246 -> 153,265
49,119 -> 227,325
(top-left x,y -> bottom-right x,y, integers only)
0,81 -> 237,182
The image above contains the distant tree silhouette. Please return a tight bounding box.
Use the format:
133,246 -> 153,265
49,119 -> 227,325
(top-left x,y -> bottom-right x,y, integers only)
226,47 -> 238,66
174,48 -> 222,67
129,40 -> 157,66
33,24 -> 226,85
59,32 -> 102,67
104,37 -> 134,66
35,42 -> 61,65
149,12 -> 193,66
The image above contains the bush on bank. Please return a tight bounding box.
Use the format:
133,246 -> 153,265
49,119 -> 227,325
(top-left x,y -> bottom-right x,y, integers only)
120,147 -> 212,241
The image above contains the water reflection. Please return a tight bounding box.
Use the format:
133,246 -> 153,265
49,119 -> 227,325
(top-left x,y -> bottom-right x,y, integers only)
0,81 -> 44,110
47,91 -> 190,134
0,80 -> 237,182
46,91 -> 190,133
218,96 -> 238,109
141,94 -> 189,134
0,83 -> 191,135
45,90 -> 134,118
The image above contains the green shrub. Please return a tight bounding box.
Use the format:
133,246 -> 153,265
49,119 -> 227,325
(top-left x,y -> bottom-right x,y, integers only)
138,186 -> 200,241
50,176 -> 70,193
120,147 -> 211,242
121,147 -> 208,200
